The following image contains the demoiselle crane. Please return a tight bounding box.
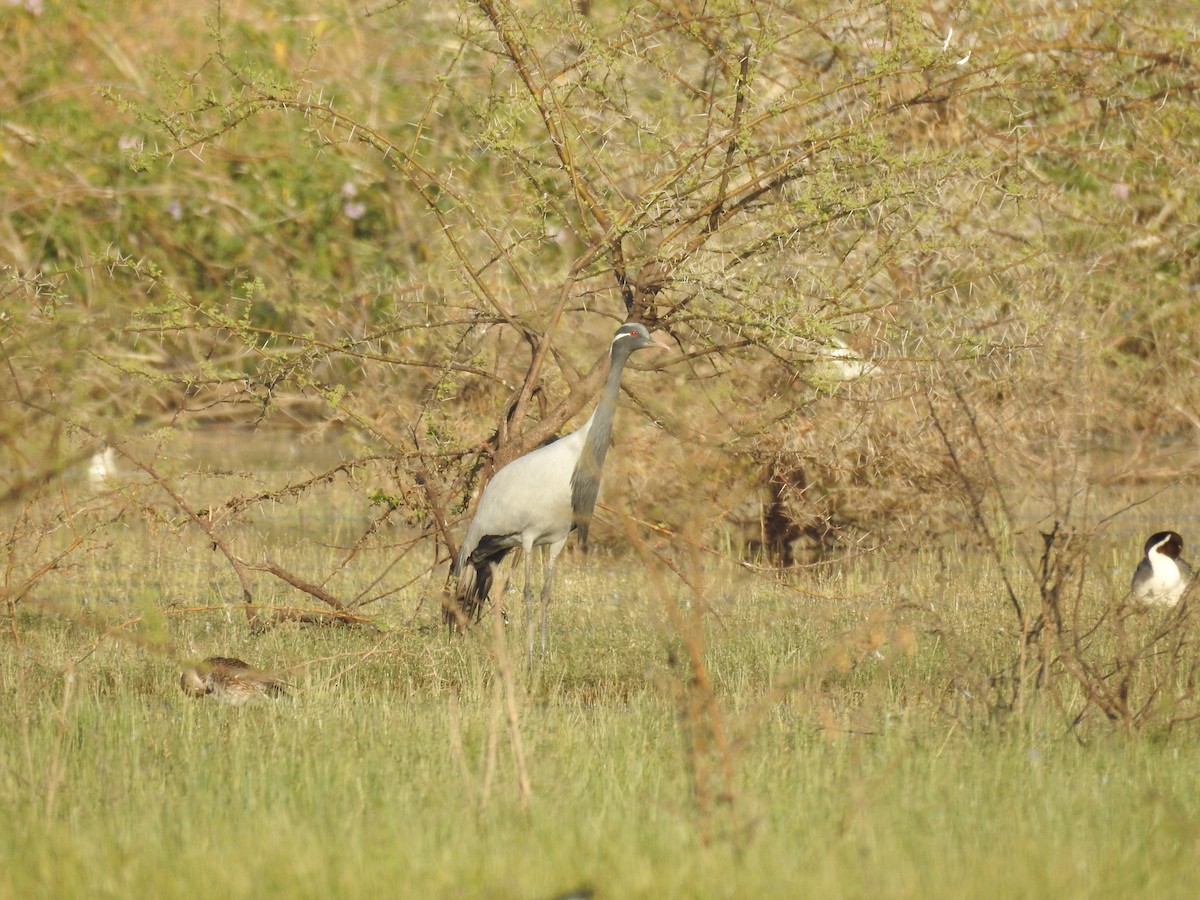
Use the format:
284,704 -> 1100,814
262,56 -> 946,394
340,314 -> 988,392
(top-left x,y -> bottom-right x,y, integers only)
1131,531 -> 1193,606
450,321 -> 668,659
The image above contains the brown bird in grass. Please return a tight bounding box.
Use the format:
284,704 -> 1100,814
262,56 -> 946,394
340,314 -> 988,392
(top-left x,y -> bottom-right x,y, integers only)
179,656 -> 289,705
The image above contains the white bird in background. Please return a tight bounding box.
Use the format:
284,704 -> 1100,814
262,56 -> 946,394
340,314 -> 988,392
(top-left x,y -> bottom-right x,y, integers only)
1131,531 -> 1193,606
815,338 -> 877,381
87,447 -> 118,489
449,321 -> 668,661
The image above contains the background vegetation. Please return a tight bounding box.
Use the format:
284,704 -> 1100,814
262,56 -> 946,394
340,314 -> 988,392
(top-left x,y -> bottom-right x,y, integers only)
2,0 -> 1200,896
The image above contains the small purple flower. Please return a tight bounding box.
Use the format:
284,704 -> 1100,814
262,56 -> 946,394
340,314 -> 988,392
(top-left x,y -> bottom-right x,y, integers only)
166,198 -> 183,221
1112,182 -> 1130,201
340,182 -> 366,220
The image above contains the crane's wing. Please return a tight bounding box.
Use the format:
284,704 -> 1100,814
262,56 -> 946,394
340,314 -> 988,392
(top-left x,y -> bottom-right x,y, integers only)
457,432 -> 584,571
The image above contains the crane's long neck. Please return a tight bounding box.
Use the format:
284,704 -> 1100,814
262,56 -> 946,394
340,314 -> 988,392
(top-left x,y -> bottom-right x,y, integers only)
578,344 -> 633,475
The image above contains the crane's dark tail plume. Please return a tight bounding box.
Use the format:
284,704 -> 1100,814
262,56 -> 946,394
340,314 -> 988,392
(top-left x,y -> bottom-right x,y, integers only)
445,544 -> 513,628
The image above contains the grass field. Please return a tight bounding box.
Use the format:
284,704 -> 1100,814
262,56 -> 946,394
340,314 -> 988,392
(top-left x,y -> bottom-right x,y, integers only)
4,464 -> 1200,899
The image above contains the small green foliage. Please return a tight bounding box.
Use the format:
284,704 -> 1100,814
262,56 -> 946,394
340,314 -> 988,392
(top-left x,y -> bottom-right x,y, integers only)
367,487 -> 400,511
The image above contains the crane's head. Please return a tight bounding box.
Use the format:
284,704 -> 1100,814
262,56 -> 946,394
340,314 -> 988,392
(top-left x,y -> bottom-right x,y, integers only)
611,322 -> 669,357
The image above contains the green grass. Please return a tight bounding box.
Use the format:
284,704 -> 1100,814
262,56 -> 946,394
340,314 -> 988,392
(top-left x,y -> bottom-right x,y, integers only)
5,516 -> 1200,899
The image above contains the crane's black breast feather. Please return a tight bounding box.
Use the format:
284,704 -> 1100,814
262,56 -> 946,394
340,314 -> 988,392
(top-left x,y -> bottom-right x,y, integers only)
570,466 -> 601,547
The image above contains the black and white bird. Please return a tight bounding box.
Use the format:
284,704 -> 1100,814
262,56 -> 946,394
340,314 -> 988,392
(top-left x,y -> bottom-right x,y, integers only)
179,656 -> 290,705
450,321 -> 668,660
1131,531 -> 1193,606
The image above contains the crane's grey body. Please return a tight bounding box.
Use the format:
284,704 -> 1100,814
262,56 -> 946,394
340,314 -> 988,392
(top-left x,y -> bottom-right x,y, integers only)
451,322 -> 666,660
1131,531 -> 1193,606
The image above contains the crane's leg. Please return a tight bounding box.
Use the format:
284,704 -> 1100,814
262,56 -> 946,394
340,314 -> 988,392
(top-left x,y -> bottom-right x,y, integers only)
522,541 -> 537,667
539,538 -> 568,657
